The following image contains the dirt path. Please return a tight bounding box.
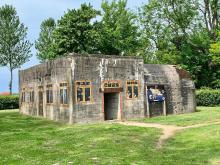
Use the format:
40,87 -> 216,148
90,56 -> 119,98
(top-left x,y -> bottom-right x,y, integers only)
117,121 -> 220,148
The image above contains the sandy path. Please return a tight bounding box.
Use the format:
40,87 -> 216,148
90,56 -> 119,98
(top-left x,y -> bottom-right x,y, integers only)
117,121 -> 220,148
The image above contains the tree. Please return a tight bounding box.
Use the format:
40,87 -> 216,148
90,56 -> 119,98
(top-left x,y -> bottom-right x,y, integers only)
53,3 -> 100,56
139,0 -> 220,88
99,0 -> 140,55
210,32 -> 220,65
36,1 -> 140,60
0,5 -> 32,94
210,42 -> 220,65
35,18 -> 56,62
209,32 -> 220,87
180,31 -> 214,87
139,0 -> 199,64
199,0 -> 220,38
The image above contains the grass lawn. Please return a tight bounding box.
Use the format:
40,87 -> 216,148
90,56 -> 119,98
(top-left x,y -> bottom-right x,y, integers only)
159,124 -> 220,165
0,108 -> 220,164
134,106 -> 220,126
0,110 -> 160,165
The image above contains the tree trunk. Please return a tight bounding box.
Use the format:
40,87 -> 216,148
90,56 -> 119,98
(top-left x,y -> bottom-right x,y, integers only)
9,69 -> 13,95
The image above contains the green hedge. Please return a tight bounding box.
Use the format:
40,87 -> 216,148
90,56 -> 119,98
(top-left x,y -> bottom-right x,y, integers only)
0,95 -> 19,110
196,89 -> 220,106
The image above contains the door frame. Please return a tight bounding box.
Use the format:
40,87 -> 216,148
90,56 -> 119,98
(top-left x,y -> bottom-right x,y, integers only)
102,91 -> 122,121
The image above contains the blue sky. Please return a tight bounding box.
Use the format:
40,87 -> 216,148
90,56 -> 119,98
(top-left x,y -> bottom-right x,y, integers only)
0,0 -> 146,93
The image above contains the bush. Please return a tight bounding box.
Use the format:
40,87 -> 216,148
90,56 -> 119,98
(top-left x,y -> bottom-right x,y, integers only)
196,89 -> 220,106
0,95 -> 19,110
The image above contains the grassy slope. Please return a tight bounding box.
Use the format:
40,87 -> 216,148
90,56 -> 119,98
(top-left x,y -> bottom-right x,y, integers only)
134,106 -> 220,126
160,124 -> 220,165
0,110 -> 160,165
1,108 -> 220,164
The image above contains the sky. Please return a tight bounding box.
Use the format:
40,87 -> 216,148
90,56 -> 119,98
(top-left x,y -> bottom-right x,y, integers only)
0,0 -> 147,93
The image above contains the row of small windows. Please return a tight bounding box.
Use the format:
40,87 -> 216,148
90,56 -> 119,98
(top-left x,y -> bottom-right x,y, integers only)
21,80 -> 140,104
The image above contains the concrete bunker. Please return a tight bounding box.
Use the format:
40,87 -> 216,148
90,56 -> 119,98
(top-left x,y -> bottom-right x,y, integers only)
19,54 -> 196,124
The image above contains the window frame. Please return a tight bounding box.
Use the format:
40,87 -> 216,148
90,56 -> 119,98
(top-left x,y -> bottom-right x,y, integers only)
126,80 -> 140,100
60,82 -> 69,106
30,90 -> 34,102
25,89 -> 31,103
46,84 -> 53,104
75,80 -> 92,103
21,88 -> 26,103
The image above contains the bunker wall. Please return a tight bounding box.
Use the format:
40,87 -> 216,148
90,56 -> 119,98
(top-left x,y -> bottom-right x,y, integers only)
71,56 -> 145,123
19,58 -> 72,123
144,64 -> 196,115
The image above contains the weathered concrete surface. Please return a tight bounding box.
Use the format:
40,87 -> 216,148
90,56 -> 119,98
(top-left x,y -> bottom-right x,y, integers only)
71,55 -> 144,123
19,57 -> 72,123
19,54 -> 145,123
144,64 -> 196,116
19,54 -> 196,124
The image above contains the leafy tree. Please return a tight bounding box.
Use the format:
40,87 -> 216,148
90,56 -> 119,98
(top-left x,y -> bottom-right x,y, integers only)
36,1 -> 140,60
0,5 -> 32,94
180,31 -> 213,87
139,0 -> 199,64
210,48 -> 220,65
53,3 -> 100,56
35,18 -> 56,62
209,32 -> 220,87
99,0 -> 140,55
199,0 -> 220,37
210,44 -> 220,64
210,32 -> 220,65
139,0 -> 220,88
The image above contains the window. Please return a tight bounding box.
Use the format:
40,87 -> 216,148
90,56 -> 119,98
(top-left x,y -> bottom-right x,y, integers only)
126,80 -> 139,99
60,83 -> 68,105
75,81 -> 92,102
46,84 -> 53,104
25,91 -> 30,102
21,91 -> 25,102
30,91 -> 34,102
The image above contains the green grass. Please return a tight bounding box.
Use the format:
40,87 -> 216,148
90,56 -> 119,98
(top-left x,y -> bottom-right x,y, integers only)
134,106 -> 220,126
160,124 -> 220,165
0,109 -> 19,112
1,108 -> 220,164
0,110 -> 160,165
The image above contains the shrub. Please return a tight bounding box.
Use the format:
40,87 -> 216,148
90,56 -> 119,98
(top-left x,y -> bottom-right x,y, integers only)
196,89 -> 220,106
0,95 -> 19,110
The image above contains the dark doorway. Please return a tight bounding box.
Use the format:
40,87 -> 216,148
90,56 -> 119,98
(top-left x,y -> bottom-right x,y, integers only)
104,93 -> 119,120
38,91 -> 43,116
147,84 -> 166,117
